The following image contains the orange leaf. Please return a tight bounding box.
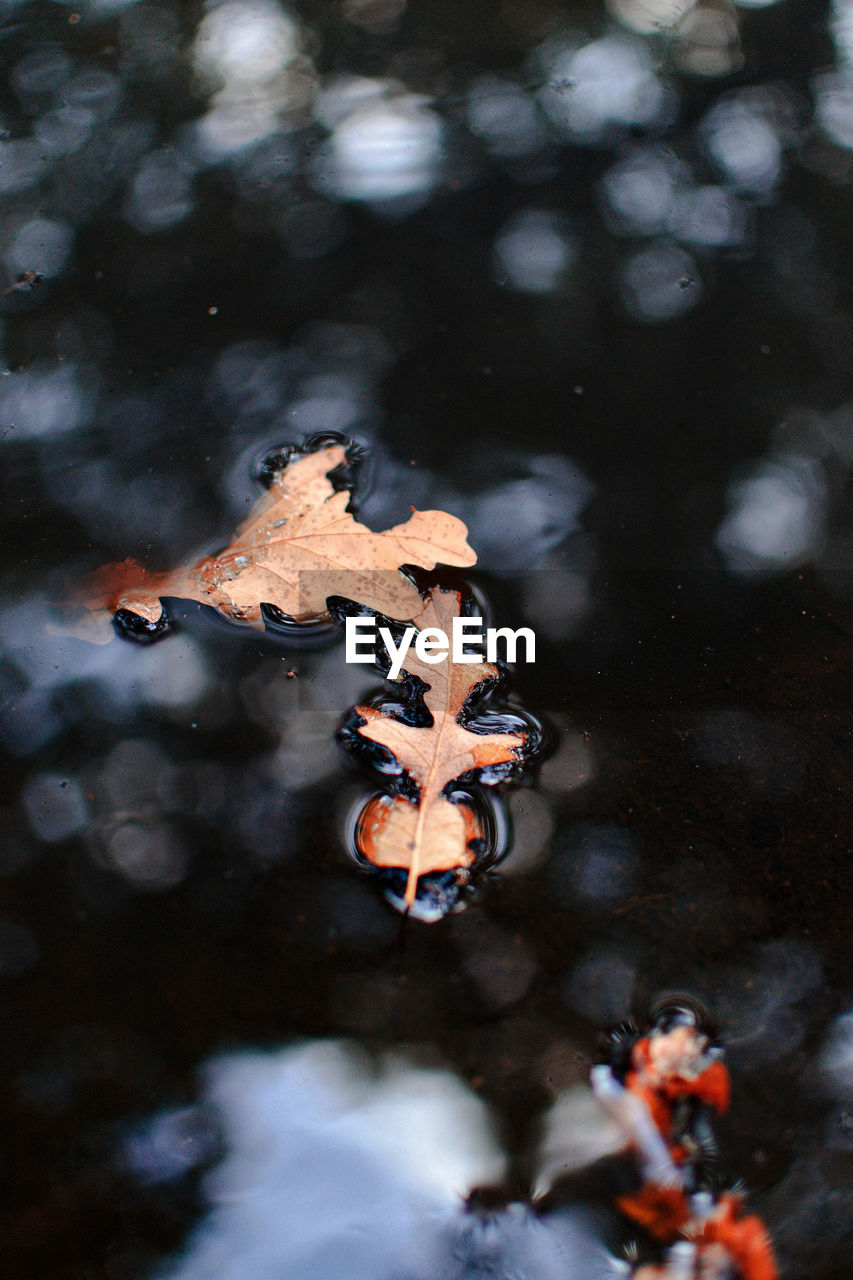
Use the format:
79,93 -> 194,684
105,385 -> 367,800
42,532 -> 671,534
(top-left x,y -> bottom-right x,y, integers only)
697,1194 -> 779,1280
355,589 -> 524,906
82,444 -> 477,631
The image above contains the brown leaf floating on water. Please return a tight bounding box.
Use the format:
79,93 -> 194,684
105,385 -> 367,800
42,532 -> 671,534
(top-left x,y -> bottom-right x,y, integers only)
355,589 -> 525,907
83,444 -> 477,631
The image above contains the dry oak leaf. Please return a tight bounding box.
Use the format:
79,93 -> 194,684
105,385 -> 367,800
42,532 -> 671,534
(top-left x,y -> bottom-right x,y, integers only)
84,444 -> 477,629
355,589 -> 525,907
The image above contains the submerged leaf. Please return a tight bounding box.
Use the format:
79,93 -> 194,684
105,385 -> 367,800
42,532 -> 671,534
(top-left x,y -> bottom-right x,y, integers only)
82,444 -> 477,632
355,589 -> 525,907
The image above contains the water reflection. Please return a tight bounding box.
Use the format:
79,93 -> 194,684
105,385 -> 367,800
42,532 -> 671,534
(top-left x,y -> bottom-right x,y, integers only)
668,184 -> 750,251
822,1008 -> 853,1098
139,1040 -> 625,1280
537,34 -> 673,142
312,77 -> 443,210
150,1041 -> 506,1280
0,363 -> 93,439
126,1106 -> 221,1186
703,101 -> 778,198
814,69 -> 853,151
192,0 -> 314,158
535,1084 -> 624,1195
716,453 -> 827,575
5,217 -> 74,281
21,771 -> 89,843
454,452 -> 594,573
690,938 -> 824,1070
494,209 -> 577,294
554,823 -> 640,907
466,74 -> 551,162
124,149 -> 196,234
619,240 -> 702,322
608,0 -> 698,36
343,0 -> 407,36
673,3 -> 744,78
599,148 -> 688,239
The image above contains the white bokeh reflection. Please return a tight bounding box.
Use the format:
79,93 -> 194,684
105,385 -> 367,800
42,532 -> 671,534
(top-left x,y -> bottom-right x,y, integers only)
225,132 -> 299,207
597,139 -> 751,257
10,46 -> 73,106
210,338 -> 297,428
87,739 -> 191,893
537,34 -> 672,143
192,0 -> 314,159
343,0 -> 407,35
238,652 -> 367,791
126,1106 -> 221,1186
286,372 -> 374,436
98,819 -> 189,891
566,824 -> 640,907
53,456 -> 199,546
34,104 -> 97,159
212,323 -> 391,517
103,738 -> 178,811
0,363 -> 94,440
453,915 -> 539,1011
700,90 -> 791,198
668,183 -> 751,250
534,1084 -> 624,1196
21,772 -> 90,843
52,0 -> 147,16
619,240 -> 702,322
814,68 -> 853,152
124,149 -> 196,234
494,209 -> 577,294
832,0 -> 853,61
1,596 -> 210,728
608,0 -> 696,36
147,1040 -> 617,1280
715,453 -> 827,575
500,790 -> 555,875
773,400 -> 853,477
152,1041 -> 506,1280
599,147 -> 688,238
312,77 -> 443,211
194,0 -> 301,83
821,1008 -> 853,1098
0,140 -> 49,196
0,687 -> 64,759
706,939 -> 823,1069
461,454 -> 593,573
673,2 -> 744,78
65,67 -> 123,122
466,75 -> 550,160
5,217 -> 74,281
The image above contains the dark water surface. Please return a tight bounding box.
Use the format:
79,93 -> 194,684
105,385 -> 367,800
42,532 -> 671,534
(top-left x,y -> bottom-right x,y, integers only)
1,1 -> 851,1277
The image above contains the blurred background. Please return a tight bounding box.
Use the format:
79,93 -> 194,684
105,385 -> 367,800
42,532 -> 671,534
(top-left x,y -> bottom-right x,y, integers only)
0,0 -> 851,1275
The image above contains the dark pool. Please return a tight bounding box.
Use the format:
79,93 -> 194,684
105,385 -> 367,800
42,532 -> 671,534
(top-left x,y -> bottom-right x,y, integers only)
1,1 -> 851,1276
